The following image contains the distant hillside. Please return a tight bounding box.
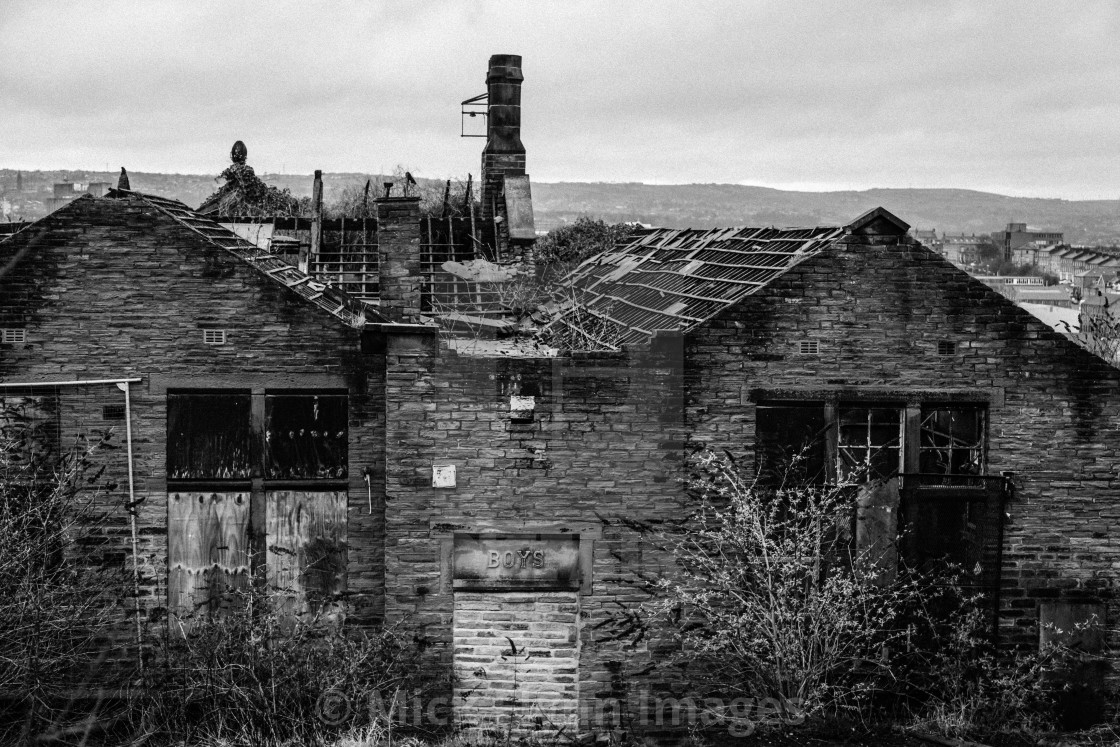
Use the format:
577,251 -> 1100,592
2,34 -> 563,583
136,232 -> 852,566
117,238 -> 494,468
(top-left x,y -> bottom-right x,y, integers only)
4,169 -> 1119,245
531,183 -> 1120,246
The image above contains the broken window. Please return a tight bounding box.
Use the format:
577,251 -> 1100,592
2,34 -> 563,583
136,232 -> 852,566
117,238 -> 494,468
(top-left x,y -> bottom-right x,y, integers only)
919,406 -> 985,475
264,394 -> 348,480
838,406 -> 902,480
167,393 -> 252,480
756,403 -> 829,485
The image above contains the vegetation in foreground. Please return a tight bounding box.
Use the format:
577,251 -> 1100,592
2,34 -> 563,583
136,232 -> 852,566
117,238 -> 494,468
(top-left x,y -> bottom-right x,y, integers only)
0,404 -> 1115,747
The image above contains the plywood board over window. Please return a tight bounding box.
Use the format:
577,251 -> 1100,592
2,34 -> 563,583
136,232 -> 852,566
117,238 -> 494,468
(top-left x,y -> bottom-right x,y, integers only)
266,490 -> 347,626
168,491 -> 250,624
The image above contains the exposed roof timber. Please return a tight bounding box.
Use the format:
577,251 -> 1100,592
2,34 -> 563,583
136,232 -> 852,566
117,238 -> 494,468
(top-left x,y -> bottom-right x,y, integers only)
548,218 -> 866,348
107,189 -> 383,329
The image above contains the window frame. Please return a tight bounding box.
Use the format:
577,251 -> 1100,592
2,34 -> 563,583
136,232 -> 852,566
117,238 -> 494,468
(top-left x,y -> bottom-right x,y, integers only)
918,404 -> 987,476
755,397 -> 988,483
166,388 -> 349,488
166,390 -> 254,484
263,391 -> 349,482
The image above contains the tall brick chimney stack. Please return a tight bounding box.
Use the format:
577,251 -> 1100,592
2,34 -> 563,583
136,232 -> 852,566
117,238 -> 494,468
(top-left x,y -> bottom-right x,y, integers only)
481,54 -> 526,222
375,195 -> 423,324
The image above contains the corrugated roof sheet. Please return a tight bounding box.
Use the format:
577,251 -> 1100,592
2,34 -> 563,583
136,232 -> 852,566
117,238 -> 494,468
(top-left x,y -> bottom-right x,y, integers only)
544,224 -> 845,349
112,190 -> 382,329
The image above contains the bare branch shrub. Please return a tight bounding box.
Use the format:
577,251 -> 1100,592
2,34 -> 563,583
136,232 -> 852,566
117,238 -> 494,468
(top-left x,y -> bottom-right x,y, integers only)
893,587 -> 1063,740
1076,298 -> 1120,365
0,399 -> 130,739
618,450 -> 1070,740
637,451 -> 919,722
136,585 -> 434,745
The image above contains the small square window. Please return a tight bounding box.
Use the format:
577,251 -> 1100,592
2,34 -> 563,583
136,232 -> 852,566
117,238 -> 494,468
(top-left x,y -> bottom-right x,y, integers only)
202,329 -> 227,345
797,340 -> 820,355
937,340 -> 957,355
1,328 -> 27,343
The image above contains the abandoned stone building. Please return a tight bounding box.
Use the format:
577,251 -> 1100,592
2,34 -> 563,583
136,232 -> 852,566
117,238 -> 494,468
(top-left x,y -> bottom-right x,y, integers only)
3,54 -> 1120,736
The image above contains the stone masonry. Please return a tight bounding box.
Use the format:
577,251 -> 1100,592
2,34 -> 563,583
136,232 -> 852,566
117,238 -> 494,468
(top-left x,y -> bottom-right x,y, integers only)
453,592 -> 580,738
377,217 -> 1120,735
0,194 -> 389,641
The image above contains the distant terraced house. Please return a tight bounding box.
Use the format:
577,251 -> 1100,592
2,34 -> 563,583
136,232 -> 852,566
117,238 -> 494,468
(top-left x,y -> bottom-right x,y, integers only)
1013,241 -> 1120,282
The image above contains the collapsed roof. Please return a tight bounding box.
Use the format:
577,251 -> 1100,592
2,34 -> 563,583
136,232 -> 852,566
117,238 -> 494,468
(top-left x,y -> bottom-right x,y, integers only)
542,207 -> 908,350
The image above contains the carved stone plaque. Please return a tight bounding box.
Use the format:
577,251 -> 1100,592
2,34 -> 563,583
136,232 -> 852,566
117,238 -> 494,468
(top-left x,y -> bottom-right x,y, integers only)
452,533 -> 580,590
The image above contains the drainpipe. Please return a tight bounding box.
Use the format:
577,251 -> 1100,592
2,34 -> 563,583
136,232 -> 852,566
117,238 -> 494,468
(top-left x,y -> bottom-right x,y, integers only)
116,381 -> 144,673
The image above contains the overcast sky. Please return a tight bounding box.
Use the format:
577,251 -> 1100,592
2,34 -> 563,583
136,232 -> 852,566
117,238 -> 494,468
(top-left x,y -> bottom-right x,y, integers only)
2,1 -> 1118,200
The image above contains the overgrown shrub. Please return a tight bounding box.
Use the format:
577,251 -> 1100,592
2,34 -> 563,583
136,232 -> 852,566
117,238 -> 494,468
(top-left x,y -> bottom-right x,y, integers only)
532,217 -> 632,268
634,451 -> 922,723
136,587 -> 433,745
620,450 -> 1066,740
0,400 -> 130,741
893,583 -> 1065,740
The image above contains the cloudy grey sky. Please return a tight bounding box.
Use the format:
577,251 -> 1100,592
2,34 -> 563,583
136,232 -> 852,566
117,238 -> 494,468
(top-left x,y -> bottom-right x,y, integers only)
2,1 -> 1117,199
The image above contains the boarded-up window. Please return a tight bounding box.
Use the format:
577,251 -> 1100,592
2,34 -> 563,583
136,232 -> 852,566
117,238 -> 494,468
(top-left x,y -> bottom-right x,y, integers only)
167,491 -> 251,621
167,393 -> 252,480
756,403 -> 828,485
166,391 -> 350,627
919,406 -> 985,474
266,490 -> 346,625
265,394 -> 348,480
838,406 -> 902,480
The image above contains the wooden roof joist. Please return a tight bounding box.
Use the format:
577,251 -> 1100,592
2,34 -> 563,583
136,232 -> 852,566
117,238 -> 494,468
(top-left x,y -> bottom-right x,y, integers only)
591,293 -> 705,323
552,222 -> 852,349
604,280 -> 737,305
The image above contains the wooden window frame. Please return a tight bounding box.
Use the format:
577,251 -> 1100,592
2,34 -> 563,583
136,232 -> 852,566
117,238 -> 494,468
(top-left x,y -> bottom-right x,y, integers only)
756,398 -> 988,482
166,388 -> 349,490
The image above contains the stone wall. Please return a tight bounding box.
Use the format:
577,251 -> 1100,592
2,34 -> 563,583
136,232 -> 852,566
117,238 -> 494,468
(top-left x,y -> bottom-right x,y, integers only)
381,226 -> 1120,733
684,230 -> 1120,651
0,195 -> 388,643
381,333 -> 686,735
453,591 -> 580,737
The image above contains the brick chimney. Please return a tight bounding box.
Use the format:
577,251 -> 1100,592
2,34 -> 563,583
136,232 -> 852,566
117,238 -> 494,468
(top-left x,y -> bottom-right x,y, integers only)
481,54 -> 526,222
375,195 -> 423,324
